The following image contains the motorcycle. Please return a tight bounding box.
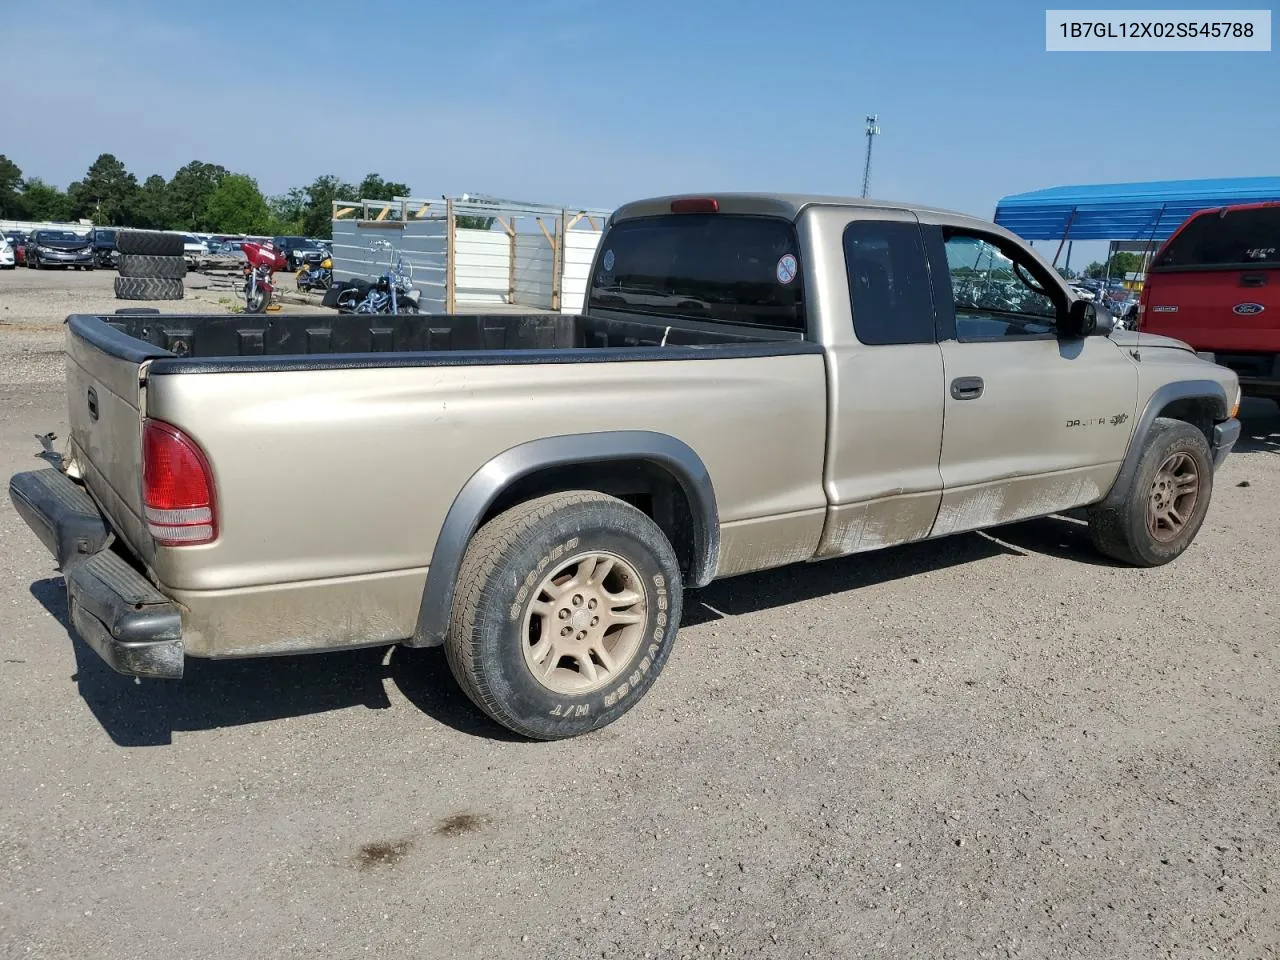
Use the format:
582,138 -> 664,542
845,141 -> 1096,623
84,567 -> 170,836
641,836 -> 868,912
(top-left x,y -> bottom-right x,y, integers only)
327,242 -> 421,315
296,255 -> 333,292
240,240 -> 287,313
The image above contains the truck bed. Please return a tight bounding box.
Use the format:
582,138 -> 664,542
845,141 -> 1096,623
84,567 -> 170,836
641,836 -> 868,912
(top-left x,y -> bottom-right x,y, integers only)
75,310 -> 809,374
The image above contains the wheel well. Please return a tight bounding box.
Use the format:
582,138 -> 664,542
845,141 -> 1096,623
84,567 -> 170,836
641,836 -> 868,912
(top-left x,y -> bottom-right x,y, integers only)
479,460 -> 699,577
1155,397 -> 1218,445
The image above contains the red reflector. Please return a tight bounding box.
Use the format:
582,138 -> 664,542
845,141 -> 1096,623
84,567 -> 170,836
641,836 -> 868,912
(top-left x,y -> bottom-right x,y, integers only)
142,418 -> 217,546
670,197 -> 719,214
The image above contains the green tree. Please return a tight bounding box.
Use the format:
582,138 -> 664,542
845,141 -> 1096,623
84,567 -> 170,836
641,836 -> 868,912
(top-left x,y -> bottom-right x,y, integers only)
66,153 -> 139,226
267,187 -> 307,235
300,174 -> 357,239
205,174 -> 271,234
166,160 -> 228,230
0,155 -> 23,218
1085,253 -> 1143,280
357,173 -> 411,202
133,175 -> 172,230
17,178 -> 72,221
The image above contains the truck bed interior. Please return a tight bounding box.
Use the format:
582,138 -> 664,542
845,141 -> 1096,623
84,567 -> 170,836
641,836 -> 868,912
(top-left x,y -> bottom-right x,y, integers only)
94,311 -> 803,361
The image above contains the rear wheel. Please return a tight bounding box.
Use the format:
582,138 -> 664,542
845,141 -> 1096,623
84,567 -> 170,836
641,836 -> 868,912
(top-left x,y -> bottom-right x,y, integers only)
1088,417 -> 1214,566
445,491 -> 683,740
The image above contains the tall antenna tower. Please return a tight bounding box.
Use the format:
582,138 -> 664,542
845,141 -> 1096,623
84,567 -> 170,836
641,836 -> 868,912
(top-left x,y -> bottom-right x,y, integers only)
861,114 -> 880,198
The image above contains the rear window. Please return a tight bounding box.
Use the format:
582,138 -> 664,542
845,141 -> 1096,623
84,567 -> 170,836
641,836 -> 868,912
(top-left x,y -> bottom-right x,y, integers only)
1153,206 -> 1280,272
588,214 -> 806,331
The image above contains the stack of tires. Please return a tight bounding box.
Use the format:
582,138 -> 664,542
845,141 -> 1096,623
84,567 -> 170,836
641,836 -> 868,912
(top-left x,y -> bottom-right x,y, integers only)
113,230 -> 186,302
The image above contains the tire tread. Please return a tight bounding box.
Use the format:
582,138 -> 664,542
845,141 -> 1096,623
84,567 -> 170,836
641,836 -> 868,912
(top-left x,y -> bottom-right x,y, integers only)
116,230 -> 184,257
446,491 -> 618,738
114,275 -> 184,301
117,253 -> 187,279
1088,417 -> 1213,567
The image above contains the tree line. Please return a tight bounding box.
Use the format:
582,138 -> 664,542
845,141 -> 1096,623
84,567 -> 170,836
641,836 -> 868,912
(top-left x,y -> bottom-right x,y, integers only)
0,153 -> 410,239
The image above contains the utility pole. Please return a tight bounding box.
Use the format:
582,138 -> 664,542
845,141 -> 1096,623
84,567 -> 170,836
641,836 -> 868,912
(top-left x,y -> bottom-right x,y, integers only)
861,114 -> 880,199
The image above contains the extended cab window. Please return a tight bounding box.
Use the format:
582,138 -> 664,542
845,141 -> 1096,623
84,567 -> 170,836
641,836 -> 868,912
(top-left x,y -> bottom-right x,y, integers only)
842,220 -> 935,345
589,214 -> 806,331
943,231 -> 1059,340
1152,206 -> 1280,271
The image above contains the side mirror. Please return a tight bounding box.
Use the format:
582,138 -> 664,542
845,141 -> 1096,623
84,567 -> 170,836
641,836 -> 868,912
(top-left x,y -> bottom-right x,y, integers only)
1061,299 -> 1100,338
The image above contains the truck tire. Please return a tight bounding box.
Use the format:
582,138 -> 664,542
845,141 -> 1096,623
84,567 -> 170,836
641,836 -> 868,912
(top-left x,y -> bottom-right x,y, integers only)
114,276 -> 184,301
1088,417 -> 1214,567
117,253 -> 186,279
445,491 -> 683,740
116,230 -> 184,257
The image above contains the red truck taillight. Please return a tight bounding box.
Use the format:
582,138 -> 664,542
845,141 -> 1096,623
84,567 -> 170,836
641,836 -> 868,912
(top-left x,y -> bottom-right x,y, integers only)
142,419 -> 217,546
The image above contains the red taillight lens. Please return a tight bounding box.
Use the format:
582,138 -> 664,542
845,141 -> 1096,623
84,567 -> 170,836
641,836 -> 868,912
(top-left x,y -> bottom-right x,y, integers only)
142,419 -> 217,546
670,197 -> 719,214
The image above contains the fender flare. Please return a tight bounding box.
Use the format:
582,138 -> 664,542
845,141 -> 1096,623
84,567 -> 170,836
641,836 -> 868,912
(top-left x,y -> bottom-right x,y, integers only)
1101,378 -> 1229,503
410,430 -> 720,647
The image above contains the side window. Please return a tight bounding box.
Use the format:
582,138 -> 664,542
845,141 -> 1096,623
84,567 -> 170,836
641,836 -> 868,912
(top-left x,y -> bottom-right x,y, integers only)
842,220 -> 935,345
943,232 -> 1060,341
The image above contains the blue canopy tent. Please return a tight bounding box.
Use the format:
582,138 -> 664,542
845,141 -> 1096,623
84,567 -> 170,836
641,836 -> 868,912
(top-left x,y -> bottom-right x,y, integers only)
994,176 -> 1280,271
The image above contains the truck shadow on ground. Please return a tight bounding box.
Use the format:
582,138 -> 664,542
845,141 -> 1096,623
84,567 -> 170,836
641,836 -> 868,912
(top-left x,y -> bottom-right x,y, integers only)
1236,399 -> 1280,455
27,518 -> 1108,747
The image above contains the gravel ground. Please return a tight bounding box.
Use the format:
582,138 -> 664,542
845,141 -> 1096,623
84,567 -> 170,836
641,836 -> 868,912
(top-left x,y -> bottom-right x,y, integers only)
0,263 -> 329,328
1,313 -> 1278,959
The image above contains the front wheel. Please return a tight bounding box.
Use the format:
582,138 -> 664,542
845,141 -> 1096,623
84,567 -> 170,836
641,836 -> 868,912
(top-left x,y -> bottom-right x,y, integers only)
445,491 -> 683,740
244,284 -> 270,313
1088,417 -> 1214,566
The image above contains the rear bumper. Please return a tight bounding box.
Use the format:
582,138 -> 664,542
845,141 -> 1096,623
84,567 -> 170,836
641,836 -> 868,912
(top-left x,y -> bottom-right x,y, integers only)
1212,418 -> 1242,468
8,469 -> 184,679
1194,351 -> 1280,399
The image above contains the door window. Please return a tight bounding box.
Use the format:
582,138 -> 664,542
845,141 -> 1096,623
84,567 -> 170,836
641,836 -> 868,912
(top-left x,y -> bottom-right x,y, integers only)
942,232 -> 1061,341
842,220 -> 936,345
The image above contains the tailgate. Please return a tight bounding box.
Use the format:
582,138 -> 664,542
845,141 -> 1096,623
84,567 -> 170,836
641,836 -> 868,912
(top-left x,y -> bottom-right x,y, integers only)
1143,269 -> 1280,352
65,318 -> 155,564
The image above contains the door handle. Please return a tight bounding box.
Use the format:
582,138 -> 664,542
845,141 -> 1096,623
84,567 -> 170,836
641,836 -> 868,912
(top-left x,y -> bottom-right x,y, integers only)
950,376 -> 984,400
86,386 -> 99,421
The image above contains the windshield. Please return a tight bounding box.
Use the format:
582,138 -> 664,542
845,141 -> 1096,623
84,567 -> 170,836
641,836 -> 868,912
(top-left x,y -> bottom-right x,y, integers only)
39,231 -> 87,243
1153,206 -> 1280,271
587,213 -> 806,331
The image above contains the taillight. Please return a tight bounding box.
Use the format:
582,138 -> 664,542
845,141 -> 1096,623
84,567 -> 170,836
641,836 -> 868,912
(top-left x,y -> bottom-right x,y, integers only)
670,197 -> 719,214
142,419 -> 217,546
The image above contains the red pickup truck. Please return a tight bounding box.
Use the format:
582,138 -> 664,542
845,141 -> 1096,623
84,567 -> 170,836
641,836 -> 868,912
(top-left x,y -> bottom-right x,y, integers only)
1138,202 -> 1280,402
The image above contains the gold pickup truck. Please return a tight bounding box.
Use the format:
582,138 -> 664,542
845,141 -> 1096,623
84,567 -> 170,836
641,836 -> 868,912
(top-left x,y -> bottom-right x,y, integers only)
9,196 -> 1242,739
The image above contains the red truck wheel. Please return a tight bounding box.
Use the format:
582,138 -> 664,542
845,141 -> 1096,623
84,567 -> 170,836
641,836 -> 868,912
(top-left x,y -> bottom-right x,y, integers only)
445,491 -> 683,740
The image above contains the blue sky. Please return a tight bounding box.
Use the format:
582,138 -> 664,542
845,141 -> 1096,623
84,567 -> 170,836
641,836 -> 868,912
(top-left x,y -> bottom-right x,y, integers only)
1,0 -> 1275,260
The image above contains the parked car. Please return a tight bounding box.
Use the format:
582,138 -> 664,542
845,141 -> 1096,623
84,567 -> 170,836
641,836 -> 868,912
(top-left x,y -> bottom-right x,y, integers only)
91,228 -> 119,269
5,231 -> 30,266
1138,201 -> 1280,402
182,234 -> 210,258
212,240 -> 247,263
8,191 -> 1242,740
273,235 -> 327,270
0,236 -> 14,268
25,229 -> 95,269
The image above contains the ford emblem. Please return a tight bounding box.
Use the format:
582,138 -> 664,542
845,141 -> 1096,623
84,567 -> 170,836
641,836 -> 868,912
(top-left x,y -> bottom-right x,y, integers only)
1233,302 -> 1266,316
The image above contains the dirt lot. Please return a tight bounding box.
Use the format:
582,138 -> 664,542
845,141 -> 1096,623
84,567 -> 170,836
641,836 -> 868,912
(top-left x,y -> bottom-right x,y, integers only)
0,262 -> 329,326
1,295 -> 1278,958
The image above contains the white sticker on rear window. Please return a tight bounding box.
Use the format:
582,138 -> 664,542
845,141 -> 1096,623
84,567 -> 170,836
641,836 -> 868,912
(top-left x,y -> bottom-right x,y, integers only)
776,253 -> 798,284
602,249 -> 615,272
